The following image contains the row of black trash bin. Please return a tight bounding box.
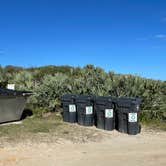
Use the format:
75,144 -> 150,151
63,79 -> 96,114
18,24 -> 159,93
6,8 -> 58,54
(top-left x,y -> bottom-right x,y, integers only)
61,94 -> 142,135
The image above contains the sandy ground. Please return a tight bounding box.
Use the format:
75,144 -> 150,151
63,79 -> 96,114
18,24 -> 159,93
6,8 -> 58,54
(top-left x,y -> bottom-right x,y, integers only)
0,127 -> 166,166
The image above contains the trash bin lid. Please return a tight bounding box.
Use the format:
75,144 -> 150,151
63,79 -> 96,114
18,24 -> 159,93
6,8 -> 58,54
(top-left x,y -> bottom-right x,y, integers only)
95,96 -> 113,105
116,97 -> 141,108
0,88 -> 32,97
61,94 -> 77,102
76,95 -> 95,103
118,97 -> 141,103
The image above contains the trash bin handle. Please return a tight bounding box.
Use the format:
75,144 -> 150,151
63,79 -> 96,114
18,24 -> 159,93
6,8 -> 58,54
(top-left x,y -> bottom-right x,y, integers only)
22,93 -> 33,96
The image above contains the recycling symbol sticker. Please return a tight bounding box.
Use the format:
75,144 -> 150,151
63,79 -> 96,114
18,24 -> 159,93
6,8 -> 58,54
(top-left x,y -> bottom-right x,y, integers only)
69,104 -> 76,112
105,109 -> 113,118
128,113 -> 137,122
86,106 -> 93,115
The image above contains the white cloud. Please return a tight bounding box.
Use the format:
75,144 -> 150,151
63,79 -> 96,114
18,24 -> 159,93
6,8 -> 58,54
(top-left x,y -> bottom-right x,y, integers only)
136,34 -> 166,41
154,34 -> 166,40
161,17 -> 166,22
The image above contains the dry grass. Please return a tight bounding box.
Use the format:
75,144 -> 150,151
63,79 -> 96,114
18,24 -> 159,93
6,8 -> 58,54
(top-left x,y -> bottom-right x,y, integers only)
0,111 -> 165,147
0,112 -> 106,146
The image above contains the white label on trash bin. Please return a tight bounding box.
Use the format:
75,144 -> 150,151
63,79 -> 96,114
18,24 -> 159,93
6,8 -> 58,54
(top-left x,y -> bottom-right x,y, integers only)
7,84 -> 15,90
69,105 -> 76,112
128,113 -> 137,122
105,109 -> 113,118
86,106 -> 93,115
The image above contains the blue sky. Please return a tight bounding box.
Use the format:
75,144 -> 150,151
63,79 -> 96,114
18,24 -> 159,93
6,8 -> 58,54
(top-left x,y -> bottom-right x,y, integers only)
0,0 -> 166,80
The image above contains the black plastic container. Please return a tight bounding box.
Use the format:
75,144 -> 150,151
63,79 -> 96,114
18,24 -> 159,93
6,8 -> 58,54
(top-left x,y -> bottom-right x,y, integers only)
115,97 -> 141,135
61,94 -> 77,123
95,96 -> 115,131
76,95 -> 94,126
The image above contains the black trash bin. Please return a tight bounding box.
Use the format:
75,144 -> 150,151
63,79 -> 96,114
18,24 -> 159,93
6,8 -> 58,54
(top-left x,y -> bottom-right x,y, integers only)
95,96 -> 115,131
61,94 -> 77,123
115,97 -> 141,135
0,88 -> 32,123
76,95 -> 94,126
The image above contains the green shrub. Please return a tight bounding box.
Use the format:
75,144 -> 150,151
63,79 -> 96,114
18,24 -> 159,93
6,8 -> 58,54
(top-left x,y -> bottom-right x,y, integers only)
0,64 -> 165,122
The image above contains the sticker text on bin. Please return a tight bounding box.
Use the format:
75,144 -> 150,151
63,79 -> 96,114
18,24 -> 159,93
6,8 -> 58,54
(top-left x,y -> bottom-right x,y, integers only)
128,113 -> 137,122
105,109 -> 113,118
86,106 -> 93,115
69,105 -> 76,112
